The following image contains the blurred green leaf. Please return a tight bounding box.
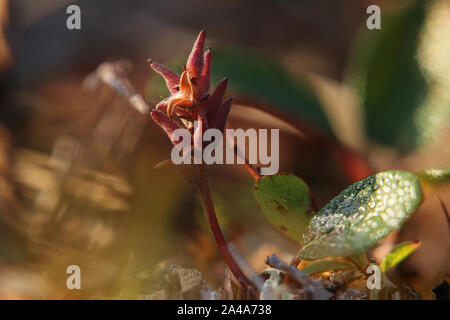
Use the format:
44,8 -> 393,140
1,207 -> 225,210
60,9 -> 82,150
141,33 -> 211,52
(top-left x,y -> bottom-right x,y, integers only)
349,252 -> 369,269
346,1 -> 428,151
147,47 -> 332,136
380,241 -> 420,272
253,173 -> 315,242
298,170 -> 422,260
300,259 -> 357,276
211,48 -> 331,134
416,167 -> 450,184
414,1 -> 450,147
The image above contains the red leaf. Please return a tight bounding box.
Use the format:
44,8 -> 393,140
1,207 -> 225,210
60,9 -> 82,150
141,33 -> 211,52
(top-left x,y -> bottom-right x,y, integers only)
150,109 -> 181,145
196,49 -> 212,98
186,30 -> 207,80
149,60 -> 180,94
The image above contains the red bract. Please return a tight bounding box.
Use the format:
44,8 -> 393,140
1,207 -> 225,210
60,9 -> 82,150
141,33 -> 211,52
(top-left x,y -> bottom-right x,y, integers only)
186,29 -> 207,81
150,109 -> 181,145
148,60 -> 180,95
149,30 -> 232,145
200,78 -> 228,123
210,97 -> 233,133
196,49 -> 211,99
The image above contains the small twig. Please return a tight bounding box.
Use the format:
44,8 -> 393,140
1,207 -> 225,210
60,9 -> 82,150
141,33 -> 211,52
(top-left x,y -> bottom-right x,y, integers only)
265,254 -> 332,300
266,254 -> 314,287
228,243 -> 265,291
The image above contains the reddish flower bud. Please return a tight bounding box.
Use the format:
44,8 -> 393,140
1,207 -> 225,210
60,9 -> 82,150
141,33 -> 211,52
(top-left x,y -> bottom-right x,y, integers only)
150,30 -> 232,142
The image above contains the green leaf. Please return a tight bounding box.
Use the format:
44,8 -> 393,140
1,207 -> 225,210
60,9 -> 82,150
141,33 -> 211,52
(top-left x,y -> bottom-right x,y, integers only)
298,170 -> 422,260
346,1 -> 429,152
413,1 -> 450,147
300,259 -> 357,276
253,173 -> 315,242
146,47 -> 333,136
380,241 -> 420,272
349,252 -> 369,269
416,168 -> 450,184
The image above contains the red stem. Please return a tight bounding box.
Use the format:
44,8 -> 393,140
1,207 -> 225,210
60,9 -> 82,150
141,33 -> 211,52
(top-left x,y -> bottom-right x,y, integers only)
233,144 -> 261,181
197,163 -> 255,292
243,163 -> 261,181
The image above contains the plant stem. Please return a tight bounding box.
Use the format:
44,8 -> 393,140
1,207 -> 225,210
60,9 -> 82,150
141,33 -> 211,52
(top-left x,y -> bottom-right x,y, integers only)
94,61 -> 257,292
197,163 -> 255,292
233,143 -> 261,181
243,162 -> 261,182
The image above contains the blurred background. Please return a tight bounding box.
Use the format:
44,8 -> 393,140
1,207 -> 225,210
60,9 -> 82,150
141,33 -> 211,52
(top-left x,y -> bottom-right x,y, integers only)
0,0 -> 448,299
